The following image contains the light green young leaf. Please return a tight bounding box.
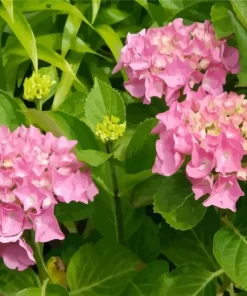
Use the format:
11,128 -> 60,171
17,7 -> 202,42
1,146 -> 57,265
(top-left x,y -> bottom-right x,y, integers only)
128,217 -> 161,263
121,260 -> 169,296
1,0 -> 13,21
160,208 -> 220,271
61,1 -> 88,57
125,118 -> 158,174
52,52 -> 84,110
229,11 -> 247,87
76,150 -> 112,167
95,24 -> 123,62
62,15 -> 81,57
91,0 -> 101,24
35,34 -> 105,58
153,173 -> 206,230
0,6 -> 38,71
67,239 -> 140,296
153,265 -> 222,296
210,2 -> 233,38
4,43 -> 74,75
230,0 -> 247,30
14,0 -> 92,27
85,78 -> 126,132
25,109 -> 100,154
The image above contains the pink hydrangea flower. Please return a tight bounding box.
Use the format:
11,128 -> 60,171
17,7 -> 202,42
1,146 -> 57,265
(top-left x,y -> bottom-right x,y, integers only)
153,91 -> 247,211
113,19 -> 239,106
0,125 -> 98,270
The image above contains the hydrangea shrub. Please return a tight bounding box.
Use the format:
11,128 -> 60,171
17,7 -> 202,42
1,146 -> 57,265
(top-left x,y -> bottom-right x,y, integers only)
1,1 -> 247,296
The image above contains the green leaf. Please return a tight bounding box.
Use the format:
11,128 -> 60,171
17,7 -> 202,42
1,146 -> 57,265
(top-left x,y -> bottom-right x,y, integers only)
16,284 -> 69,296
61,12 -> 81,57
135,0 -> 165,26
131,175 -> 164,208
121,194 -> 145,240
115,164 -> 152,197
85,78 -> 126,132
25,109 -> 100,154
0,6 -> 38,71
160,208 -> 219,271
57,92 -> 86,119
125,118 -> 158,174
0,90 -> 26,130
128,217 -> 161,263
210,2 -> 233,38
153,173 -> 206,230
159,0 -> 215,22
121,260 -> 169,296
0,49 -> 6,91
91,0 -> 101,24
52,52 -> 84,110
15,0 -> 91,27
153,265 -> 222,296
67,239 -> 139,296
1,0 -> 13,21
55,201 -> 94,223
213,211 -> 247,290
77,150 -> 112,167
4,43 -> 75,75
0,265 -> 40,296
4,55 -> 28,95
92,185 -> 118,241
92,183 -> 145,242
230,0 -> 247,30
95,7 -> 129,26
91,161 -> 114,196
95,24 -> 124,62
229,11 -> 247,87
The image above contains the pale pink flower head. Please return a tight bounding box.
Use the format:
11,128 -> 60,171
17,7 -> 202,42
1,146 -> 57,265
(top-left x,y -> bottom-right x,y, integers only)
153,91 -> 247,211
0,239 -> 35,271
0,125 -> 99,270
113,19 -> 239,106
203,175 -> 244,212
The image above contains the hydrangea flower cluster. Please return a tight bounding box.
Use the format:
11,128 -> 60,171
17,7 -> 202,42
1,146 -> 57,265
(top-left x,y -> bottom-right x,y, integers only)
24,71 -> 56,101
0,125 -> 98,270
113,19 -> 239,106
95,115 -> 126,143
152,90 -> 246,212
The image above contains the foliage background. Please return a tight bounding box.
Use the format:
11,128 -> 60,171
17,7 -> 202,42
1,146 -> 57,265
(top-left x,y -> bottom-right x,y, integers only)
1,0 -> 247,295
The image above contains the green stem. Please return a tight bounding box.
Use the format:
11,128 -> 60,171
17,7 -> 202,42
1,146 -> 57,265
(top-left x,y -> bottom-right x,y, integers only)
31,233 -> 49,281
227,283 -> 236,296
35,99 -> 43,111
41,278 -> 49,296
106,142 -> 124,244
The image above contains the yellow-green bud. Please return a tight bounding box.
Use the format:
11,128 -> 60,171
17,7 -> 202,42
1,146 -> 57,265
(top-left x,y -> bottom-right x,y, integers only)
95,115 -> 126,143
23,71 -> 56,101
